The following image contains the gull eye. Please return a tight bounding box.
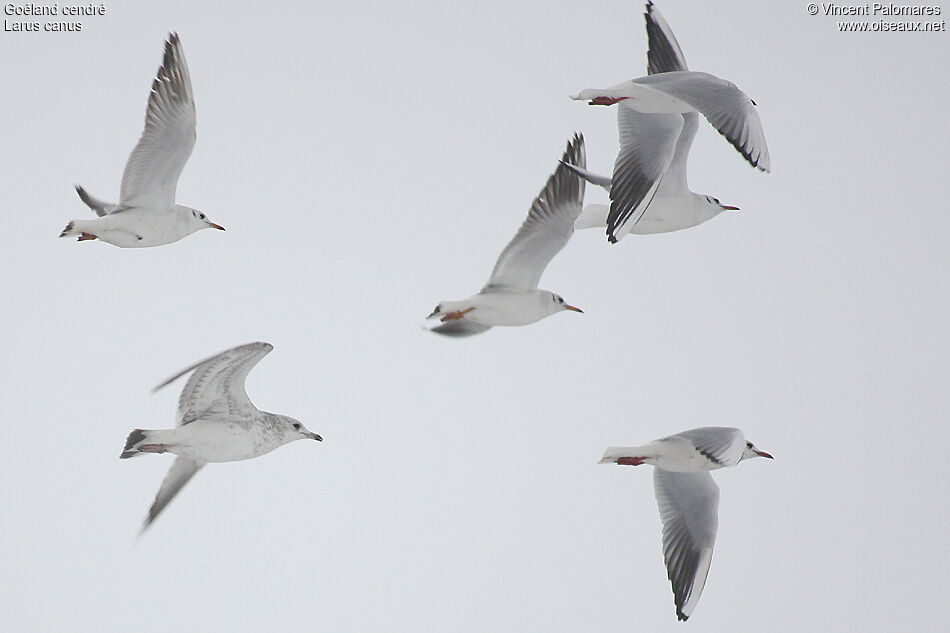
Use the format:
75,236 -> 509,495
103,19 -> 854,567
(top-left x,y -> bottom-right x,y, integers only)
558,297 -> 564,304
293,423 -> 301,430
199,213 -> 206,219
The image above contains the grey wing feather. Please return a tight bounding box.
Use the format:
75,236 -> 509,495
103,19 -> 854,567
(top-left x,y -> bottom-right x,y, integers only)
428,320 -> 493,337
74,185 -> 116,217
487,134 -> 586,289
153,342 -> 273,425
636,71 -> 770,172
119,32 -> 196,210
671,427 -> 744,466
141,456 -> 204,532
653,469 -> 719,621
645,2 -> 689,74
607,109 -> 682,242
559,161 -> 612,191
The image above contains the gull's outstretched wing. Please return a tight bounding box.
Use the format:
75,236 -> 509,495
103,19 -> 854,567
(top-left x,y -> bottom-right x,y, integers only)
153,342 -> 273,425
645,1 -> 689,74
666,427 -> 745,467
634,71 -> 770,172
653,469 -> 719,621
487,134 -> 586,289
428,320 -> 493,338
607,110 -> 682,242
118,33 -> 196,210
141,456 -> 204,533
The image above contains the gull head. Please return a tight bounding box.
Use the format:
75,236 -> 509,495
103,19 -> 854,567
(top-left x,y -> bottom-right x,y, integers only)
740,439 -> 773,461
550,292 -> 583,315
183,207 -> 226,233
703,195 -> 740,213
281,416 -> 322,443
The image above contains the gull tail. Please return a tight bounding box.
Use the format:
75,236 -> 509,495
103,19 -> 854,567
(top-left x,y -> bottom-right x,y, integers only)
120,429 -> 153,459
599,446 -> 646,464
59,221 -> 79,238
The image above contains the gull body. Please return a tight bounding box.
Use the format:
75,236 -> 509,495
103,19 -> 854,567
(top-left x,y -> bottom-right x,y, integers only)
600,426 -> 773,621
120,342 -> 321,532
60,33 -> 224,248
570,2 -> 769,242
426,134 -> 586,337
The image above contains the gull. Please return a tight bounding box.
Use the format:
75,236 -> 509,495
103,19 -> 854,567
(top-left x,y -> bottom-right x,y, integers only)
60,33 -> 224,248
120,342 -> 321,532
426,134 -> 586,337
570,2 -> 770,243
600,426 -> 773,621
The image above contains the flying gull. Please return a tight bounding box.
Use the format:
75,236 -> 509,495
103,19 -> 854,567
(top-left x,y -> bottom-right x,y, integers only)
571,2 -> 770,242
600,426 -> 773,620
120,342 -> 321,532
426,134 -> 586,337
61,33 -> 224,247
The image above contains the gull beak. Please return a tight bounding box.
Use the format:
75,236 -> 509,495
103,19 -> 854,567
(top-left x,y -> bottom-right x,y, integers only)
426,309 -> 440,319
564,304 -> 584,313
754,449 -> 773,459
721,205 -> 740,211
208,222 -> 226,231
306,432 -> 323,441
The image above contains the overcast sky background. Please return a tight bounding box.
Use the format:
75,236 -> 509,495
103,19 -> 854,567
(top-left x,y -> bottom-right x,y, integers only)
1,1 -> 948,631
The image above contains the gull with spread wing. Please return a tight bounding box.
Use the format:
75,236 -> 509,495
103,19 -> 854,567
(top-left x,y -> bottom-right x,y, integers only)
426,134 -> 586,337
120,342 -> 321,532
570,2 -> 770,243
60,33 -> 224,247
600,426 -> 772,621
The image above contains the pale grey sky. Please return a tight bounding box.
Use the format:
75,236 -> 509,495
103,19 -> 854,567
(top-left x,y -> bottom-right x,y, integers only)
1,1 -> 948,631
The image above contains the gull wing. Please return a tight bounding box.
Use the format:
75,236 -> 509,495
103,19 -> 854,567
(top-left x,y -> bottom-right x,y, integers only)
607,109 -> 682,242
486,134 -> 586,289
645,1 -> 689,74
634,71 -> 771,172
428,320 -> 493,338
118,33 -> 196,210
653,469 -> 720,621
152,342 -> 273,425
668,426 -> 745,467
141,456 -> 204,533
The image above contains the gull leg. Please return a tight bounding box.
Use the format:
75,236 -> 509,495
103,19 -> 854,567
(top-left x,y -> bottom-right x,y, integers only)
440,307 -> 475,322
616,456 -> 646,466
78,232 -> 98,241
138,444 -> 170,454
589,96 -> 629,106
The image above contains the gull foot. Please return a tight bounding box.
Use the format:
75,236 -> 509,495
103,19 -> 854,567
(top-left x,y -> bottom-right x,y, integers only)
588,96 -> 628,106
77,233 -> 98,241
616,456 -> 646,466
138,444 -> 169,454
440,307 -> 475,322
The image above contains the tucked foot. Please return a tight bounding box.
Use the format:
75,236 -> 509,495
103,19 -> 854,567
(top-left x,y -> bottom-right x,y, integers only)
78,232 -> 98,241
589,96 -> 628,106
616,456 -> 646,466
138,444 -> 169,454
440,307 -> 475,322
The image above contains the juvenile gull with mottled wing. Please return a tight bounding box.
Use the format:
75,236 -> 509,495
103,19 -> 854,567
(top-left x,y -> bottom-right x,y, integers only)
120,342 -> 321,532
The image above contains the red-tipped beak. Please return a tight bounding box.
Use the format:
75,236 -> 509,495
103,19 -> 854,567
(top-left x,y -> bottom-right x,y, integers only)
208,222 -> 226,231
721,205 -> 740,211
564,304 -> 583,313
755,450 -> 774,459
